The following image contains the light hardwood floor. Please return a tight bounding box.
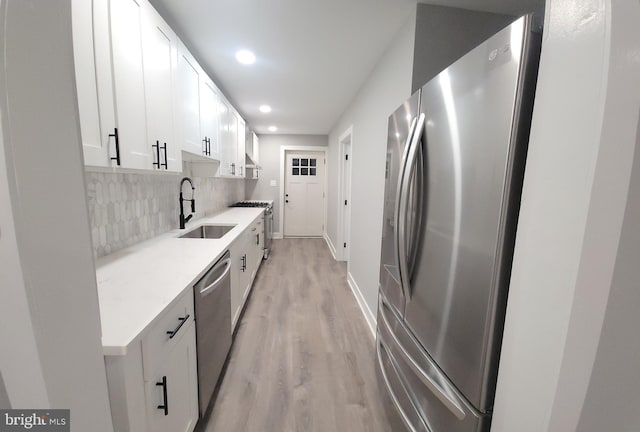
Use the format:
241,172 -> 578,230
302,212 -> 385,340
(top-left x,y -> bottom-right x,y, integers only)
197,238 -> 393,432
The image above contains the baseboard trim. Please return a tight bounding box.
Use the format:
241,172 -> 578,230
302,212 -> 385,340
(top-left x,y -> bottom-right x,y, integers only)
346,272 -> 376,340
272,232 -> 283,240
324,233 -> 338,260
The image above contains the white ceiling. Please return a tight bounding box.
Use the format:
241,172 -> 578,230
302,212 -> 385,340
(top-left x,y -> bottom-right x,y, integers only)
150,0 -> 543,135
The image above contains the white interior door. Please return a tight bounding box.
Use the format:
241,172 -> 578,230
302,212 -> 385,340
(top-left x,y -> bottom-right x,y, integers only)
284,152 -> 325,237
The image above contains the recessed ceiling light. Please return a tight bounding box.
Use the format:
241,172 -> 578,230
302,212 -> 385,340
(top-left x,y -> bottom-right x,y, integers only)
235,50 -> 256,65
268,126 -> 278,132
259,105 -> 272,113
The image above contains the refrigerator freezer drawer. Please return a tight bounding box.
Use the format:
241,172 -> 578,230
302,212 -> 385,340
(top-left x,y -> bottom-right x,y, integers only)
377,296 -> 489,432
377,335 -> 430,432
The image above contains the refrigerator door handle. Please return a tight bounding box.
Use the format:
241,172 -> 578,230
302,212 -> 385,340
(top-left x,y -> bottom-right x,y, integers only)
395,116 -> 418,297
377,340 -> 422,432
398,113 -> 426,299
408,142 -> 425,278
379,301 -> 467,420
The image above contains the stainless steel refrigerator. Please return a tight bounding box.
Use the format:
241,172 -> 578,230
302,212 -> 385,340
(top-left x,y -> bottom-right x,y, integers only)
376,15 -> 540,432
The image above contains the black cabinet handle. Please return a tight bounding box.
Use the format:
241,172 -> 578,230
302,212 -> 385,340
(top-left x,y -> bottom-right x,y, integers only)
161,142 -> 168,169
202,137 -> 211,156
152,141 -> 168,169
241,254 -> 246,272
109,128 -> 121,166
166,314 -> 190,339
156,376 -> 168,416
256,234 -> 259,245
231,163 -> 235,175
152,140 -> 160,169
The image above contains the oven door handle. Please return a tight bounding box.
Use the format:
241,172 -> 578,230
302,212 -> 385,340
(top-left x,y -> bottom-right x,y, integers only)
199,258 -> 232,297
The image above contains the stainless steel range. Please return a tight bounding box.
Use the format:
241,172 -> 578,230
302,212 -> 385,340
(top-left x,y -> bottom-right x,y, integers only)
230,200 -> 273,259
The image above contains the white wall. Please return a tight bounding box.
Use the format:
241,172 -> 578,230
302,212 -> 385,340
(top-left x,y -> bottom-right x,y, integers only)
245,134 -> 327,236
326,11 -> 416,328
576,110 -> 640,431
492,1 -> 640,431
0,0 -> 114,430
411,4 -> 514,93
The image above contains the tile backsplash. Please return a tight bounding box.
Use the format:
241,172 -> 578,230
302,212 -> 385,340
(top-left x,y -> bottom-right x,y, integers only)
85,167 -> 244,258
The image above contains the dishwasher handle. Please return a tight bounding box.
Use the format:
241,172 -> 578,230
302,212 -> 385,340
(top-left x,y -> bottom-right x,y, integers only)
198,258 -> 231,298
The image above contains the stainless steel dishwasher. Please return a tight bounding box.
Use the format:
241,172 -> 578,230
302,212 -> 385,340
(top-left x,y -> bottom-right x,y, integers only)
193,250 -> 232,417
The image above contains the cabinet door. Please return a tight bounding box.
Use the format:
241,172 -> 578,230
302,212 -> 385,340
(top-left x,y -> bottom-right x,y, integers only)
236,117 -> 246,177
245,130 -> 254,161
218,100 -> 236,176
142,3 -> 181,172
252,133 -> 260,179
241,226 -> 257,303
229,238 -> 245,328
200,78 -> 220,160
145,323 -> 198,432
255,219 -> 264,268
178,46 -> 203,157
72,0 -> 114,167
253,134 -> 260,164
110,0 -> 152,170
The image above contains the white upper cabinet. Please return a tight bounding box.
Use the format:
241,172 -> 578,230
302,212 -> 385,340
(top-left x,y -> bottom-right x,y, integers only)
246,132 -> 259,164
75,0 -> 180,171
73,0 -> 117,168
218,99 -> 238,176
236,116 -> 246,177
141,3 -> 181,172
177,44 -> 223,162
200,77 -> 221,160
246,132 -> 260,179
177,44 -> 203,158
72,0 -> 103,164
74,0 -> 246,176
110,0 -> 153,170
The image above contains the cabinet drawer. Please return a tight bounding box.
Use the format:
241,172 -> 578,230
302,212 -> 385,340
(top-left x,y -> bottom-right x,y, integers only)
249,218 -> 262,241
142,289 -> 194,380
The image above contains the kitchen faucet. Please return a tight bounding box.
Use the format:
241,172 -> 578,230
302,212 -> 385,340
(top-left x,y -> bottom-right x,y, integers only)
179,177 -> 196,229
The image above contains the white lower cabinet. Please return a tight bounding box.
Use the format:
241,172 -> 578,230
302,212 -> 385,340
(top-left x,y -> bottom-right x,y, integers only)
250,218 -> 264,275
230,232 -> 249,329
230,215 -> 264,330
144,322 -> 198,432
105,290 -> 198,432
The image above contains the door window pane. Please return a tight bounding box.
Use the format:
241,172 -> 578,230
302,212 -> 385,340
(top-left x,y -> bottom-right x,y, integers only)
310,159 -> 316,167
310,168 -> 316,176
301,168 -> 308,175
292,158 -> 300,166
301,158 -> 309,167
292,168 -> 299,175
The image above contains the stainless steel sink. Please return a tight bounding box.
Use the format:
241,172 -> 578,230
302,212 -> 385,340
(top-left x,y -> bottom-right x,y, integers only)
179,224 -> 236,239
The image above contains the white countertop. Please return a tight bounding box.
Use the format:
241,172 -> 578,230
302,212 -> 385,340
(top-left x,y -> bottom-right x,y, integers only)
95,207 -> 264,356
